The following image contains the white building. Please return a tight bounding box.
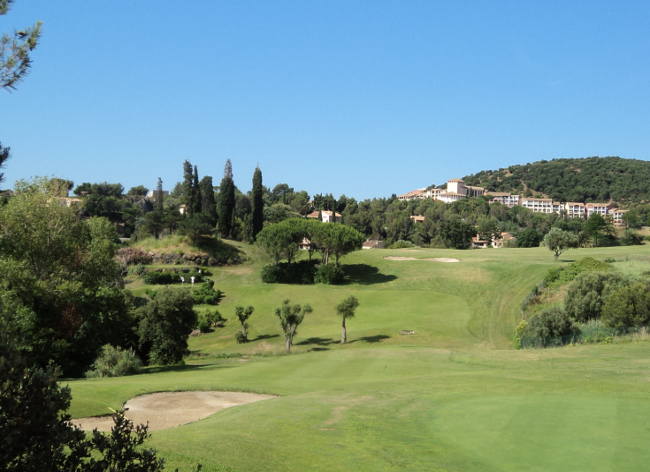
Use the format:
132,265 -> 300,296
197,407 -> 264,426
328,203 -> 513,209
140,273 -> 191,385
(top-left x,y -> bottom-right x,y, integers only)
397,179 -> 484,203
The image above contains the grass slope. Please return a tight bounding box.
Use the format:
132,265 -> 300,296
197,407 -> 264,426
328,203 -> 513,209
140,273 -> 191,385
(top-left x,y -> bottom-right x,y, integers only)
67,244 -> 650,472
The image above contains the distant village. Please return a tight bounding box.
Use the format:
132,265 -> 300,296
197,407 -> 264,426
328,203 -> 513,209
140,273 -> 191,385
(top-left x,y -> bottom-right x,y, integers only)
397,178 -> 628,227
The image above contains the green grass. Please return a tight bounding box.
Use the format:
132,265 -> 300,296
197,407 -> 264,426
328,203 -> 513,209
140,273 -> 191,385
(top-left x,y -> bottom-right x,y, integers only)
67,244 -> 650,472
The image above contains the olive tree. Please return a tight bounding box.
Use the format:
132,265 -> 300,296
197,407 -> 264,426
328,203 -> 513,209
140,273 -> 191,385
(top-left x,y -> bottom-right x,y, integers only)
543,227 -> 578,259
234,305 -> 254,343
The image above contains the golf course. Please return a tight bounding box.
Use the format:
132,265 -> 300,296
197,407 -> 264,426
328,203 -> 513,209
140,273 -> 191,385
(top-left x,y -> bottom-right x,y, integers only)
66,244 -> 650,472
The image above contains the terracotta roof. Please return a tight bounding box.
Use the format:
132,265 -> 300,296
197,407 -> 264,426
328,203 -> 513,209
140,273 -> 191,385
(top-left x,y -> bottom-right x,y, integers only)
410,215 -> 425,222
448,178 -> 464,183
522,198 -> 552,203
486,192 -> 511,197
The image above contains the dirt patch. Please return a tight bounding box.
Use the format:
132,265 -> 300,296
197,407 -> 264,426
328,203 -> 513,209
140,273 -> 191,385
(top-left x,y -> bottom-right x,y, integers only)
72,391 -> 275,431
384,256 -> 459,263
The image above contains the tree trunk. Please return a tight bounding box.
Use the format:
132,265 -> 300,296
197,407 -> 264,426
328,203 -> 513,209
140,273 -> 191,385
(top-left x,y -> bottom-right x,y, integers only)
341,318 -> 347,344
285,336 -> 292,353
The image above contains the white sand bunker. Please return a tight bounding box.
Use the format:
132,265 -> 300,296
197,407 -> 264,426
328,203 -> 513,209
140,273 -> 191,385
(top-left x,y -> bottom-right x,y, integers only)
384,256 -> 459,263
72,391 -> 275,431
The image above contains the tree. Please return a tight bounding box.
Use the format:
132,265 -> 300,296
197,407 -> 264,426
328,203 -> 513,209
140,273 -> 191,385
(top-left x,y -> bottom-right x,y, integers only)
516,227 -> 543,248
1,0 -> 42,90
251,167 -> 264,239
583,213 -> 614,247
543,227 -> 578,259
602,281 -> 650,332
256,219 -> 304,263
127,185 -> 149,197
199,176 -> 217,226
191,165 -> 201,216
154,177 -> 164,212
438,216 -> 474,249
565,272 -> 626,322
0,341 -> 196,471
311,222 -> 364,265
137,288 -> 197,365
234,305 -> 254,343
336,296 -> 359,343
182,160 -> 194,215
217,159 -> 235,238
519,307 -> 579,348
0,141 -> 9,184
275,299 -> 312,353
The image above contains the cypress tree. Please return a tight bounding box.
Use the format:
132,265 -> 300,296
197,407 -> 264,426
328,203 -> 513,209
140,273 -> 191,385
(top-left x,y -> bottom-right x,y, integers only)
217,159 -> 236,238
251,166 -> 264,239
199,176 -> 217,226
182,160 -> 193,215
192,165 -> 201,215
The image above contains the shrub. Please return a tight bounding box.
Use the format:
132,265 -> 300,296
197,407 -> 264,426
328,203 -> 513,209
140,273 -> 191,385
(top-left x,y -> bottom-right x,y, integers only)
602,281 -> 650,332
577,319 -> 617,344
116,247 -> 153,265
543,257 -> 611,288
192,280 -> 223,305
519,307 -> 580,348
143,269 -> 204,285
85,344 -> 142,378
261,261 -> 316,284
197,310 -> 226,333
315,263 -> 346,285
620,230 -> 644,246
565,271 -> 627,322
133,264 -> 147,276
388,240 -> 416,249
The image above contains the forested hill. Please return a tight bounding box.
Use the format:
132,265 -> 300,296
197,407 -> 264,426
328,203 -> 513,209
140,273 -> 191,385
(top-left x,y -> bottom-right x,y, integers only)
462,157 -> 650,204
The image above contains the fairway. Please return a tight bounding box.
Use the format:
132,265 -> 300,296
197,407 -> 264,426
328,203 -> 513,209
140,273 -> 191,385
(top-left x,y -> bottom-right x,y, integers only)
67,245 -> 650,472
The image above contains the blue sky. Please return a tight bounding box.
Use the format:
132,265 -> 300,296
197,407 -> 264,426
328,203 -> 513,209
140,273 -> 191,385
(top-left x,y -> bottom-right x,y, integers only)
3,1 -> 650,199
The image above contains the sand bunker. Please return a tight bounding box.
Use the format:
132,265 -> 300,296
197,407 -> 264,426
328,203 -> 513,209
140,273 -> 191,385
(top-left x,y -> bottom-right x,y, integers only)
384,256 -> 459,263
72,391 -> 275,431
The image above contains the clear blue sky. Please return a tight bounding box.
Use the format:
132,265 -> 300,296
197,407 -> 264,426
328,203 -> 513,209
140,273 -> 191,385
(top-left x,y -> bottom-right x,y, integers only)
3,0 -> 650,199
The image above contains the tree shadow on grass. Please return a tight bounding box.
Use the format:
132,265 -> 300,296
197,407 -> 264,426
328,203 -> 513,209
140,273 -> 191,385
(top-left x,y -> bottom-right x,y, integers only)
141,363 -> 214,375
296,337 -> 337,347
350,334 -> 391,344
250,334 -> 280,342
344,264 -> 397,285
308,347 -> 330,352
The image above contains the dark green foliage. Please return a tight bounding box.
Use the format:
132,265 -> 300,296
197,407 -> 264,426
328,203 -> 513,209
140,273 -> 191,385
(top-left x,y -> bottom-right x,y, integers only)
462,156 -> 650,204
565,272 -> 626,322
602,281 -> 650,332
516,228 -> 543,248
261,261 -> 317,284
76,182 -> 141,237
439,216 -> 474,249
275,299 -> 312,353
583,214 -> 616,247
85,344 -> 142,378
519,307 -> 580,348
620,230 -> 644,246
336,295 -> 360,343
142,268 -> 205,285
315,263 -> 345,285
178,214 -> 214,244
543,227 -> 579,259
388,239 -> 416,249
199,176 -> 217,226
544,257 -> 611,287
234,305 -> 254,343
191,165 -> 201,216
182,160 -> 194,215
197,310 -> 225,333
192,280 -> 223,305
217,160 -> 236,238
576,319 -> 617,344
251,167 -> 264,240
137,288 -> 197,365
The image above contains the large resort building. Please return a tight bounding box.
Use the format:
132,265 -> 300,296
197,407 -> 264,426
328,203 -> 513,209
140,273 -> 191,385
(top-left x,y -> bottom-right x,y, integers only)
398,179 -> 628,226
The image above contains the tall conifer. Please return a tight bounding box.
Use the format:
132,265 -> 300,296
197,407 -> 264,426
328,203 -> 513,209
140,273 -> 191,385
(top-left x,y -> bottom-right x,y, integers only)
251,166 -> 264,239
217,159 -> 236,238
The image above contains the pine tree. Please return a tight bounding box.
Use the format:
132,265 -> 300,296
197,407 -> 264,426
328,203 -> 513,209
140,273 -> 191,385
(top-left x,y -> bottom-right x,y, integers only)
0,141 -> 9,185
217,159 -> 236,238
192,165 -> 201,215
1,1 -> 42,90
182,160 -> 193,215
251,166 -> 264,240
199,176 -> 217,226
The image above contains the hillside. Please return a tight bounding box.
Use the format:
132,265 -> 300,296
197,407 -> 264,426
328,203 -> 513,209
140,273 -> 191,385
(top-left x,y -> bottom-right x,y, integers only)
462,156 -> 650,204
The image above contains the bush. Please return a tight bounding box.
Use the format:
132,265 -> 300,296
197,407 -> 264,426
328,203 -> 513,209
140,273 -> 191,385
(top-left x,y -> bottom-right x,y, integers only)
143,269 -> 204,285
314,263 -> 345,285
602,281 -> 650,332
543,257 -> 611,287
577,319 -> 617,344
192,280 -> 223,305
116,247 -> 153,265
261,261 -> 316,284
565,271 -> 627,322
197,310 -> 226,333
519,307 -> 580,348
620,230 -> 644,246
388,240 -> 416,249
133,264 -> 147,276
85,344 -> 142,378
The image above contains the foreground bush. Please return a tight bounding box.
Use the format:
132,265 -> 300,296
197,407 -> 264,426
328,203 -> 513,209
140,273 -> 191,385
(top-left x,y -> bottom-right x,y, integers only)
602,281 -> 650,332
261,261 -> 316,284
315,263 -> 345,285
85,344 -> 142,378
565,271 -> 626,322
519,307 -> 580,348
